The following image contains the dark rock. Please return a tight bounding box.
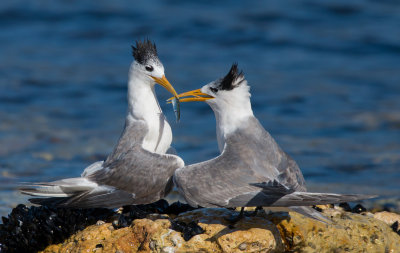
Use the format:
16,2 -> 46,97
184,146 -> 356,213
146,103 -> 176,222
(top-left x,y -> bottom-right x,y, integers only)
170,220 -> 205,241
125,199 -> 169,214
165,201 -> 195,215
0,201 -> 201,253
0,204 -> 114,253
339,202 -> 352,212
312,206 -> 323,212
118,215 -> 129,228
183,221 -> 204,241
1,217 -> 9,225
352,204 -> 367,214
112,219 -> 120,229
382,203 -> 397,212
170,220 -> 186,232
187,221 -> 204,234
391,221 -> 398,233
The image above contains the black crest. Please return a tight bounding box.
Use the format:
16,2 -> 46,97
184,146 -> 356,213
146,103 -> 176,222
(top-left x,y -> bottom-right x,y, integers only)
131,39 -> 158,64
219,63 -> 244,91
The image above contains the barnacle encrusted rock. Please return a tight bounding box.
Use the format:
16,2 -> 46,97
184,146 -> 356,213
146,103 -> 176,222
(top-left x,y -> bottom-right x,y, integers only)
40,207 -> 400,253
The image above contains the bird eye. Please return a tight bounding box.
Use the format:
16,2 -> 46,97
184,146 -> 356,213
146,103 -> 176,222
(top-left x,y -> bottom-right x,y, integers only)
210,87 -> 218,93
145,65 -> 154,72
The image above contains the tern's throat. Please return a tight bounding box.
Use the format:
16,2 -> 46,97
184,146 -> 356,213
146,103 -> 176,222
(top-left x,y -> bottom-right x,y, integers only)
126,71 -> 172,154
210,99 -> 254,152
127,74 -> 161,120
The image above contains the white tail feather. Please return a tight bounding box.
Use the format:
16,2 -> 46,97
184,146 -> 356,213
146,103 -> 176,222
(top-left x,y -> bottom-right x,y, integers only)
20,177 -> 98,197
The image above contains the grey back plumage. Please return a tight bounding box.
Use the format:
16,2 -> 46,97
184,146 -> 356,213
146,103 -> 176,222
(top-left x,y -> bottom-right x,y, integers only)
174,116 -> 374,211
86,119 -> 182,204
20,39 -> 184,208
24,119 -> 183,208
174,64 -> 375,222
174,116 -> 305,208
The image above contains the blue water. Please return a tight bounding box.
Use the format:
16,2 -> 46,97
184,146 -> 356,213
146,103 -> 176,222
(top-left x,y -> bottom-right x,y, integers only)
1,0 -> 400,216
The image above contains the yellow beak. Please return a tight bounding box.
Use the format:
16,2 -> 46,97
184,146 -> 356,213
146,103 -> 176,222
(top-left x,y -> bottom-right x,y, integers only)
152,75 -> 179,98
168,89 -> 214,103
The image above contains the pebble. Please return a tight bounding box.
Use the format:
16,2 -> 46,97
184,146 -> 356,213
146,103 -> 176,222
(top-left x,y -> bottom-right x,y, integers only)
149,240 -> 156,250
238,242 -> 247,250
96,220 -> 105,226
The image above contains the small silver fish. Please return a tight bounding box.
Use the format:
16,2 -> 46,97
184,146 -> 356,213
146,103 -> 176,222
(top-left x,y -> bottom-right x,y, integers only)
171,97 -> 180,122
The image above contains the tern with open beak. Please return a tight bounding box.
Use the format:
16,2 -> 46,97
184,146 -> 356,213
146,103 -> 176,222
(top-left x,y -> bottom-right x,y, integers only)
171,63 -> 375,222
21,40 -> 184,208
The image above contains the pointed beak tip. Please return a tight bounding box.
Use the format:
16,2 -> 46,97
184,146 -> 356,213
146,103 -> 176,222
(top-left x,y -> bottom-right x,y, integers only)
169,89 -> 214,103
152,75 -> 179,98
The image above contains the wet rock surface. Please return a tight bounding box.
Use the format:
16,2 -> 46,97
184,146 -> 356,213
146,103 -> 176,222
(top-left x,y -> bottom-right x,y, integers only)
1,201 -> 400,253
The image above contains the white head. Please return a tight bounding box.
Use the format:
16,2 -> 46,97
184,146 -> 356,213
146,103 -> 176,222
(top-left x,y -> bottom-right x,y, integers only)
201,64 -> 252,114
129,40 -> 179,98
175,63 -> 253,118
174,64 -> 254,149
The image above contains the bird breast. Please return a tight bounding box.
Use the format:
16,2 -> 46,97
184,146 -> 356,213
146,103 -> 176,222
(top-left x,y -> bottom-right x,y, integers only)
142,112 -> 172,154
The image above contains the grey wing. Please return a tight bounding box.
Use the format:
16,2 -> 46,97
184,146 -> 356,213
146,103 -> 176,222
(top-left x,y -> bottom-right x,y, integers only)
175,161 -> 291,208
274,152 -> 306,192
174,117 -> 306,208
175,151 -> 374,209
238,117 -> 306,191
23,119 -> 183,208
174,146 -> 269,208
88,145 -> 184,204
175,117 -> 373,210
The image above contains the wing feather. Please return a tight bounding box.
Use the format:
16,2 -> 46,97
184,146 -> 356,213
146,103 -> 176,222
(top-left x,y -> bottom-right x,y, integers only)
174,117 -> 373,209
88,145 -> 184,203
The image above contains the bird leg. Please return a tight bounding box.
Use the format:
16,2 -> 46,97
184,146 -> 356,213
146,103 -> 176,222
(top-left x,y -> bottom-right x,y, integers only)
225,207 -> 245,223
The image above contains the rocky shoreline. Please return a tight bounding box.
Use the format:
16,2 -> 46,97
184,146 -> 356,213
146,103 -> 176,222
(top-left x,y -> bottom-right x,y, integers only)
1,201 -> 399,252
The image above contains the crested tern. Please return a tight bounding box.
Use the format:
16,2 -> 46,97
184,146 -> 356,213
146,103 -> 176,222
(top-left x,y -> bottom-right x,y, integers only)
21,40 -> 184,208
172,63 -> 375,222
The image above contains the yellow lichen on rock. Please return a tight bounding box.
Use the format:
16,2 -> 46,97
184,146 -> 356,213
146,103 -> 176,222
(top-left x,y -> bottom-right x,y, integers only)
42,223 -> 136,253
41,207 -> 400,253
269,210 -> 400,253
176,208 -> 284,252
